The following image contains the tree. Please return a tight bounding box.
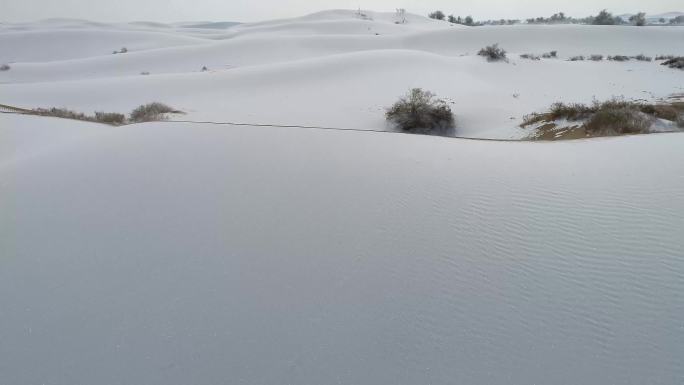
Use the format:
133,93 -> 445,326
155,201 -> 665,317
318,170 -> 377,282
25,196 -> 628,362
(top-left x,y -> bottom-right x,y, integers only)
670,15 -> 684,24
447,15 -> 457,23
593,9 -> 616,25
429,10 -> 445,20
465,16 -> 474,26
629,12 -> 646,26
659,17 -> 666,23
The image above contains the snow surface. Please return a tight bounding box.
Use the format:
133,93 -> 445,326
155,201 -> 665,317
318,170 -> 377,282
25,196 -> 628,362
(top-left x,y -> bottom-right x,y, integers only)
1,10 -> 684,384
1,113 -> 683,384
1,9 -> 683,138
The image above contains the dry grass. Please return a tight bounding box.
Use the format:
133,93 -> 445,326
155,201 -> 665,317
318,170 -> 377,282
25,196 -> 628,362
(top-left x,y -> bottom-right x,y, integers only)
520,53 -> 541,60
633,54 -> 652,62
522,98 -> 684,140
129,102 -> 179,122
608,55 -> 630,62
568,55 -> 585,61
589,54 -> 604,61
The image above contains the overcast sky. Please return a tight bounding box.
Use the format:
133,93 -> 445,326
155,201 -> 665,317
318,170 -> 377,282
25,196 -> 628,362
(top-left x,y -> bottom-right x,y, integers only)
3,0 -> 682,23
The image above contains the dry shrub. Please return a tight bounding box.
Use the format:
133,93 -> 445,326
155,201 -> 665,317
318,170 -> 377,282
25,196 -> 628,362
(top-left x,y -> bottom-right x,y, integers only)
130,102 -> 178,122
478,44 -> 507,61
386,88 -> 455,135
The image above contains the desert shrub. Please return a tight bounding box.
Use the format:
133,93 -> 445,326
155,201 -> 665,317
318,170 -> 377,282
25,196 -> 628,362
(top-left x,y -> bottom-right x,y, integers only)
478,44 -> 507,62
662,57 -> 684,69
428,11 -> 445,20
520,53 -> 540,60
0,63 -> 10,71
201,66 -> 208,71
655,55 -> 675,60
584,107 -> 652,135
608,55 -> 630,61
633,54 -> 652,62
589,54 -> 604,61
140,71 -> 150,75
629,12 -> 646,26
130,102 -> 177,122
592,9 -> 617,25
120,47 -> 128,53
385,88 -> 455,135
541,51 -> 558,58
569,55 -> 585,61
94,111 -> 126,125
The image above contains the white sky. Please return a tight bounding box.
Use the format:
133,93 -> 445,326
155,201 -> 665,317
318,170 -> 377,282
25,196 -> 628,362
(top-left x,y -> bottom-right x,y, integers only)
2,0 -> 681,23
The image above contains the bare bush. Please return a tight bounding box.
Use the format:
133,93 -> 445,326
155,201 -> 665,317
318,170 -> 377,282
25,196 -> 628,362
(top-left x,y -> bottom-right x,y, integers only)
478,44 -> 507,62
608,55 -> 630,61
569,55 -> 585,61
520,53 -> 540,60
130,102 -> 178,122
385,88 -> 455,135
662,57 -> 684,69
94,111 -> 126,125
0,63 -> 10,71
541,51 -> 558,58
656,55 -> 675,60
428,11 -> 445,20
588,54 -> 603,61
633,54 -> 652,62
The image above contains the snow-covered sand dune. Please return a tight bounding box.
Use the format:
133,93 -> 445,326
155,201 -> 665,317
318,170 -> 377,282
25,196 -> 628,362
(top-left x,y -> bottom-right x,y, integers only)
1,9 -> 682,138
1,114 -> 683,384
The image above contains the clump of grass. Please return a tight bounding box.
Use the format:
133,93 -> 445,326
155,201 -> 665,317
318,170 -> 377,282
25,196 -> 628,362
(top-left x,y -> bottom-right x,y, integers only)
608,55 -> 630,61
568,55 -> 585,61
522,98 -> 684,139
129,102 -> 178,122
655,55 -> 675,61
583,106 -> 652,135
520,53 -> 540,60
33,107 -> 126,125
633,54 -> 652,62
589,54 -> 604,61
386,88 -> 455,135
661,57 -> 684,69
94,111 -> 126,125
0,63 -> 10,71
478,44 -> 507,62
541,51 -> 558,58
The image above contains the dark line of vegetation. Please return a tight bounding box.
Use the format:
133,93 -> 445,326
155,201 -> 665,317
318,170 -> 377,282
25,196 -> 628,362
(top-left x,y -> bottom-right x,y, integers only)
29,103 -> 180,126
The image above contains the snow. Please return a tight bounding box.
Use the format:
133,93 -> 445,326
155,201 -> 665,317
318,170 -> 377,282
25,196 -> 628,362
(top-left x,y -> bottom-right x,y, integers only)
1,113 -> 683,384
1,10 -> 682,138
1,10 -> 684,384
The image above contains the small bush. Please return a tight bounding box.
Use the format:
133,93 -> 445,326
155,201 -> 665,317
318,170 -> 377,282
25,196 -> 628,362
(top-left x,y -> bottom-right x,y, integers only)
385,88 -> 455,135
633,54 -> 652,62
201,66 -> 208,72
541,51 -> 558,58
120,47 -> 128,53
428,11 -> 445,20
130,102 -> 178,122
94,111 -> 126,125
140,71 -> 150,75
655,55 -> 675,60
478,44 -> 507,62
0,64 -> 10,71
569,56 -> 585,61
589,54 -> 604,61
608,55 -> 630,61
662,57 -> 684,69
520,53 -> 540,60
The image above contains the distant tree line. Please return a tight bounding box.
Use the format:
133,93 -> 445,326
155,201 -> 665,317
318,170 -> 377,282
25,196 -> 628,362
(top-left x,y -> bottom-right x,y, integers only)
428,9 -> 682,26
